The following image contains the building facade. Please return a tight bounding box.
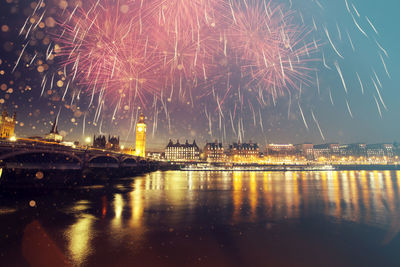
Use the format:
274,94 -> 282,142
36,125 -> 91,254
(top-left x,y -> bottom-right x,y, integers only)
93,135 -> 107,148
295,143 -> 314,160
135,112 -> 146,158
313,143 -> 340,158
228,142 -> 260,161
204,142 -> 225,162
0,108 -> 16,139
106,136 -> 120,151
266,144 -> 296,156
339,143 -> 367,157
366,144 -> 394,158
93,135 -> 120,151
165,140 -> 200,161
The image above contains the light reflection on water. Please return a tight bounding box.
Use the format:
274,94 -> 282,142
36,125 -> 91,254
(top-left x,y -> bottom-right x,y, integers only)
66,214 -> 95,265
5,170 -> 400,266
0,208 -> 17,214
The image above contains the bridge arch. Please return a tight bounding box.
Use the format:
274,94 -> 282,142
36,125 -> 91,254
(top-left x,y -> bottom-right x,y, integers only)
88,155 -> 119,164
138,159 -> 148,164
121,158 -> 137,164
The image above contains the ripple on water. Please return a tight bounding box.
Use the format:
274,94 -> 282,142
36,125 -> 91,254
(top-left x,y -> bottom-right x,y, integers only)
0,208 -> 17,215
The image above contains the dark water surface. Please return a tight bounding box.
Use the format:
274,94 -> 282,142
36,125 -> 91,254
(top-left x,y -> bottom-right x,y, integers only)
2,170 -> 400,266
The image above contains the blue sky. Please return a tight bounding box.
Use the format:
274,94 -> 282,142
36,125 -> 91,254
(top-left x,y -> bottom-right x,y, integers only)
303,0 -> 400,144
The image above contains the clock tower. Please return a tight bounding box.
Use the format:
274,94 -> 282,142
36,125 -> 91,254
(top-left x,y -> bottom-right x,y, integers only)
135,112 -> 146,158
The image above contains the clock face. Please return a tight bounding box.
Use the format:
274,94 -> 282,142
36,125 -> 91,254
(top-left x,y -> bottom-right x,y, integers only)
138,127 -> 143,132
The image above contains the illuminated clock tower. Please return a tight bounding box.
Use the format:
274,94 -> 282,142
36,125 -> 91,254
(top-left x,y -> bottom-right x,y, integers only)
135,112 -> 146,158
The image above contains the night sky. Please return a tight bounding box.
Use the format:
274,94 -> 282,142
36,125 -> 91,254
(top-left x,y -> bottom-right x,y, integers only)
0,0 -> 399,150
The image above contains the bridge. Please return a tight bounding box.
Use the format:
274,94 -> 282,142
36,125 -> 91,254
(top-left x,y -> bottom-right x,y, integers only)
0,139 -> 168,187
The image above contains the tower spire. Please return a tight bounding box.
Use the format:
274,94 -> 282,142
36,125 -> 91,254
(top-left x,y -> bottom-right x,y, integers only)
50,116 -> 58,134
139,112 -> 145,123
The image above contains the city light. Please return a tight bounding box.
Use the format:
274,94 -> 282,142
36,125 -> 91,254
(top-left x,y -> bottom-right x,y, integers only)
85,137 -> 92,144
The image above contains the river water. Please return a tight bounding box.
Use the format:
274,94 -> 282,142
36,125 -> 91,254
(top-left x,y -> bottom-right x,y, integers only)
1,170 -> 400,266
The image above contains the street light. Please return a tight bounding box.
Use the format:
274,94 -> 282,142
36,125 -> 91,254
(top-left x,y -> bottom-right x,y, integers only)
85,136 -> 92,149
9,136 -> 17,142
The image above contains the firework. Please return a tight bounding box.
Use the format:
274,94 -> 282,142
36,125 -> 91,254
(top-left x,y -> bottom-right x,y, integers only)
9,0 -> 392,142
150,25 -> 225,100
226,0 -> 317,98
152,0 -> 223,32
146,0 -> 228,96
54,0 -> 161,106
53,0 -> 316,107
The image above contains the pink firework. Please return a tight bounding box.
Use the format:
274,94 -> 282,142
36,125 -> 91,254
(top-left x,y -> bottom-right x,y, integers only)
54,0 -> 161,105
146,0 -> 227,85
152,0 -> 224,32
51,0 -> 319,110
150,22 -> 220,86
227,0 -> 317,97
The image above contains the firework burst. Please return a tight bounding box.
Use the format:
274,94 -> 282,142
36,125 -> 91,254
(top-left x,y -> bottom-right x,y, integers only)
226,0 -> 318,98
54,0 -> 161,105
153,0 -> 222,32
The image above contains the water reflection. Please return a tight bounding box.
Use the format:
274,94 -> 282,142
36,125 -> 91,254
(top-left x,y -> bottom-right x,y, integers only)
0,208 -> 16,214
233,172 -> 242,221
129,178 -> 144,230
66,214 -> 95,265
60,170 -> 400,265
134,170 -> 400,227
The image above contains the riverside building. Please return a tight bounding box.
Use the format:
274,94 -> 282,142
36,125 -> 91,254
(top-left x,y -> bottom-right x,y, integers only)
0,108 -> 16,139
165,140 -> 200,161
